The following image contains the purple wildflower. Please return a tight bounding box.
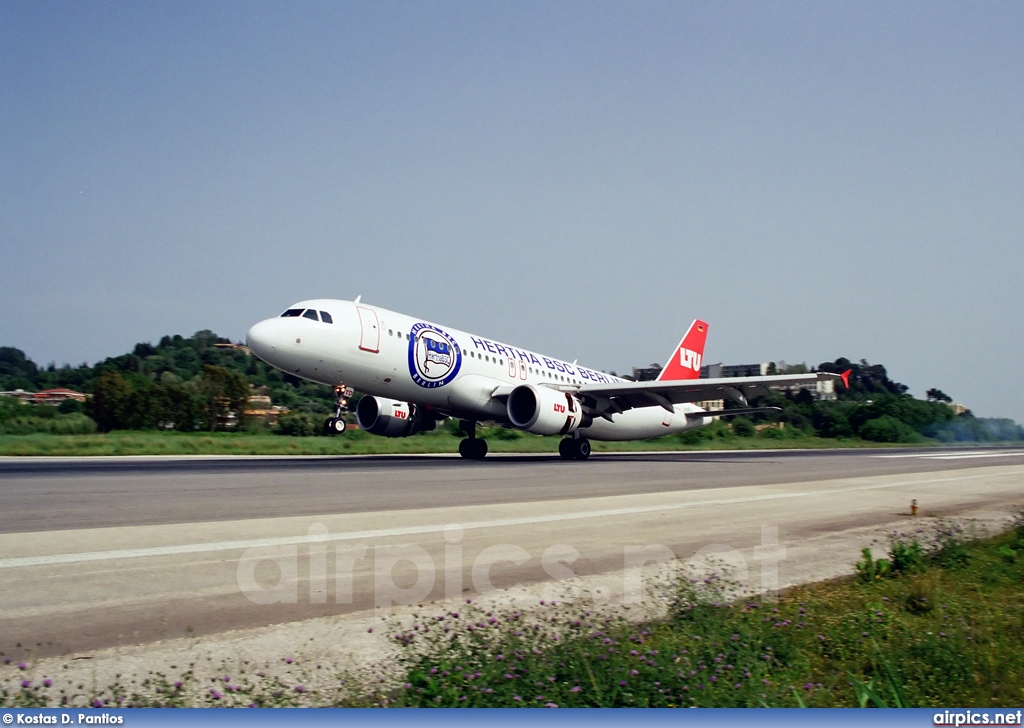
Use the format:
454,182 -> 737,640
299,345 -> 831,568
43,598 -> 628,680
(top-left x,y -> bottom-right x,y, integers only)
43,679 -> 52,688
294,685 -> 306,693
21,680 -> 31,689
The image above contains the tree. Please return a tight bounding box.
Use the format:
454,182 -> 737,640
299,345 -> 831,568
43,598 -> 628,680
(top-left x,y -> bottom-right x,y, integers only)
926,388 -> 953,403
89,371 -> 134,431
194,365 -> 251,430
0,347 -> 38,391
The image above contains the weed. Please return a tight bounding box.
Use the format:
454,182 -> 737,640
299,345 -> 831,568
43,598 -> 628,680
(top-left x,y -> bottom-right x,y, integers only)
856,548 -> 891,582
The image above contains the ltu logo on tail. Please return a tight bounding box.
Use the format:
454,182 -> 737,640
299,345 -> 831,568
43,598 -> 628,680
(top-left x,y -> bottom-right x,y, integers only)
680,348 -> 701,371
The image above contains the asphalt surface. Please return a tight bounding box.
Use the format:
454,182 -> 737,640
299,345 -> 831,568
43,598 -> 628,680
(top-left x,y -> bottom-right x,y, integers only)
4,447 -> 1024,534
1,447 -> 1023,659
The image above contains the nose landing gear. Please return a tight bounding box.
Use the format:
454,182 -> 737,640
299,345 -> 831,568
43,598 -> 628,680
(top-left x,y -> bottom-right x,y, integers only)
558,436 -> 591,460
458,419 -> 488,459
323,384 -> 354,435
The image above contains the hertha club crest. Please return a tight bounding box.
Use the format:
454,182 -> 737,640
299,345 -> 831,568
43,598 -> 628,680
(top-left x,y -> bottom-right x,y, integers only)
408,323 -> 462,388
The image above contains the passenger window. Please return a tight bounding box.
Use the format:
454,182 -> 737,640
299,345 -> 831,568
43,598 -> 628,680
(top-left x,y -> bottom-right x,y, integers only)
320,311 -> 333,324
388,329 -> 393,336
302,309 -> 319,321
281,309 -> 303,317
397,332 -> 402,339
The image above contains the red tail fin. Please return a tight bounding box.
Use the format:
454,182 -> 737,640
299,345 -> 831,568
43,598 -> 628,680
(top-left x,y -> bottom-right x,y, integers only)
657,319 -> 709,381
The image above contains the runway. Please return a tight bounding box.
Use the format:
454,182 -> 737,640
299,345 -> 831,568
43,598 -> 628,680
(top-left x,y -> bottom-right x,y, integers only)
4,447 -> 1024,533
1,447 -> 1023,659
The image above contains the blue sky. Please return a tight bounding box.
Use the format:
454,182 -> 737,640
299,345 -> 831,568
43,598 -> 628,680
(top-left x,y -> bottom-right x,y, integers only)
2,1 -> 1022,420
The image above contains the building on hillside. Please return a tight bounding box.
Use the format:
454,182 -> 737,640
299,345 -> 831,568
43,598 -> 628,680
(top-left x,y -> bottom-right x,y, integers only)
0,389 -> 36,402
947,403 -> 969,416
700,362 -> 770,378
214,343 -> 251,354
631,365 -> 663,382
243,394 -> 289,425
31,388 -> 87,405
700,362 -> 836,401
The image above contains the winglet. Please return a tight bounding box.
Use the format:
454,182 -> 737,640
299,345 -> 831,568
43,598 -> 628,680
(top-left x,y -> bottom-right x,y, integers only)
840,369 -> 851,389
657,319 -> 709,381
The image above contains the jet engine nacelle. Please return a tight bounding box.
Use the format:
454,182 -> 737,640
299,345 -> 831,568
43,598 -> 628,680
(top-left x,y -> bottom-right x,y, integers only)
356,396 -> 437,437
507,384 -> 584,436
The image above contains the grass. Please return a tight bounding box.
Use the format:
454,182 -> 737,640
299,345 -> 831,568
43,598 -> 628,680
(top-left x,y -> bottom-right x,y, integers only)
364,521 -> 1024,708
4,518 -> 1024,708
0,426 -> 918,457
377,520 -> 1024,708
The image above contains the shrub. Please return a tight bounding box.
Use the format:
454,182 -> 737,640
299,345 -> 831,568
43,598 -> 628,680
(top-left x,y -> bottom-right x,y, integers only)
859,416 -> 919,443
276,413 -> 319,437
0,413 -> 97,435
731,417 -> 755,437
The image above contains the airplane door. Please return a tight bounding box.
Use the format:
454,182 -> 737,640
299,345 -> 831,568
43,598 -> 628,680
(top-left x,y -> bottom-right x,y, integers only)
357,307 -> 380,353
508,358 -> 517,378
519,360 -> 527,380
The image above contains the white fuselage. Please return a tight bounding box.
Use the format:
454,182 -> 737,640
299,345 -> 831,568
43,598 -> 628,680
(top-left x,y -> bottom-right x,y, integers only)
246,298 -> 710,440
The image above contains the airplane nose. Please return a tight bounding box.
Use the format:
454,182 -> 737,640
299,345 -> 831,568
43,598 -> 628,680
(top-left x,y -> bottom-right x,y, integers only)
246,318 -> 282,360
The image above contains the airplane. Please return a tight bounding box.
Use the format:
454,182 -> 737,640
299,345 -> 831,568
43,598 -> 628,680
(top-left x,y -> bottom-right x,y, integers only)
245,298 -> 849,460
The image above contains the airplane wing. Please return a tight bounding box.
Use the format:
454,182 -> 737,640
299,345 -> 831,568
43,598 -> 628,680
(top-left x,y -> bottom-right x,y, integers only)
574,370 -> 849,419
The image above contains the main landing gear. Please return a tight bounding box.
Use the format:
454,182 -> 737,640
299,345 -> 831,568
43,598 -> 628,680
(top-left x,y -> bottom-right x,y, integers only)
458,419 -> 488,460
559,436 -> 592,461
323,384 -> 354,435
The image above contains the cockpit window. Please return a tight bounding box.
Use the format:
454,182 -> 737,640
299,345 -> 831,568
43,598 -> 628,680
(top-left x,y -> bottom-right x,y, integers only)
302,309 -> 319,321
281,309 -> 303,317
320,311 -> 333,324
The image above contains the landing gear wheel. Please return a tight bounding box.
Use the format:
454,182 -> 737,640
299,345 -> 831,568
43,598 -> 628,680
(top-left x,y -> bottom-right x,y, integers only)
324,417 -> 337,435
574,438 -> 591,460
459,438 -> 488,460
332,418 -> 346,434
558,438 -> 575,460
